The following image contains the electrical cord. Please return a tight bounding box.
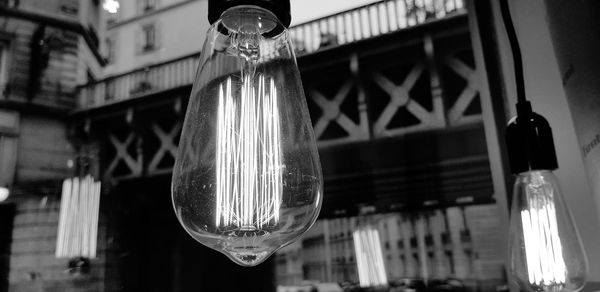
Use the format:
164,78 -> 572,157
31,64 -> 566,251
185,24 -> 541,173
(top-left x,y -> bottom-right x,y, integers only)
499,0 -> 530,112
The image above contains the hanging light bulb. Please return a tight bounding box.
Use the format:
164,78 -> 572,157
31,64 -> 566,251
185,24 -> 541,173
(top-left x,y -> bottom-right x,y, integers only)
171,0 -> 323,266
507,167 -> 587,292
500,0 -> 587,290
506,108 -> 587,292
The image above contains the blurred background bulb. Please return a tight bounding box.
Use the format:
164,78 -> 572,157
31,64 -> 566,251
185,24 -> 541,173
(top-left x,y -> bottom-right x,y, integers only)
171,2 -> 323,267
353,222 -> 388,288
0,186 -> 9,202
508,170 -> 587,292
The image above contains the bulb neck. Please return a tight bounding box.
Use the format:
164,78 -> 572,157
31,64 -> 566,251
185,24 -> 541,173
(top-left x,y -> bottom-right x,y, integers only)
208,0 -> 291,28
220,6 -> 278,34
515,169 -> 554,178
506,107 -> 559,175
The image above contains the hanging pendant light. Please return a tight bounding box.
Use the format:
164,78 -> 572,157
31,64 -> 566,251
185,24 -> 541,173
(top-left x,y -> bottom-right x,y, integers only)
500,0 -> 588,291
171,0 -> 323,267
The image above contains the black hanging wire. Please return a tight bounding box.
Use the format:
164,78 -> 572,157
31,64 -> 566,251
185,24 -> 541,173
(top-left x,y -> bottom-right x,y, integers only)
499,0 -> 527,105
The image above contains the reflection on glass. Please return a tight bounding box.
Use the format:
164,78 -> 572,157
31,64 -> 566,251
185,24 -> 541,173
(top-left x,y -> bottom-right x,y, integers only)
276,204 -> 506,291
353,226 -> 388,287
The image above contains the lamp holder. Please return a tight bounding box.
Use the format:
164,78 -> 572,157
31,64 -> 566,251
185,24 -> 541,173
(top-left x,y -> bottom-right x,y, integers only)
500,0 -> 559,174
506,102 -> 559,174
208,0 -> 291,28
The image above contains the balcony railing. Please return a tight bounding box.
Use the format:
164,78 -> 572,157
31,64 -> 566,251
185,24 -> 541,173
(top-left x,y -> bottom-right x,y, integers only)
77,0 -> 465,109
290,0 -> 464,54
78,52 -> 200,108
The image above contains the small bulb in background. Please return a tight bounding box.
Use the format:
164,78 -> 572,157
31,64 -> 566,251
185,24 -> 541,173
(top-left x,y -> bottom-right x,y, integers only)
0,187 -> 9,202
102,0 -> 119,14
171,0 -> 323,266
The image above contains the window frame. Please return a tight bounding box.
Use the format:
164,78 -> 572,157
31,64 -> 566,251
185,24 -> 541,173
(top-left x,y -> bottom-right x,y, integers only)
141,24 -> 156,52
137,22 -> 159,54
105,36 -> 116,64
0,36 -> 11,99
138,0 -> 158,14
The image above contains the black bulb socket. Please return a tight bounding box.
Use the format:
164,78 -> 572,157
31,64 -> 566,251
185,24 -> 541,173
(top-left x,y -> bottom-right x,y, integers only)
505,101 -> 559,174
208,0 -> 291,28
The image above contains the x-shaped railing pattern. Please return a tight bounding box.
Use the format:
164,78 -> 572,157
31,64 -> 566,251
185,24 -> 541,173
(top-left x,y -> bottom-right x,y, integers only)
97,34 -> 481,180
371,62 -> 443,137
148,122 -> 182,174
105,133 -> 142,180
308,78 -> 369,146
444,53 -> 480,125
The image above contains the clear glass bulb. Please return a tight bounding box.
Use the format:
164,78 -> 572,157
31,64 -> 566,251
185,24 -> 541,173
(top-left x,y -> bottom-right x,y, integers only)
508,170 -> 587,292
171,6 -> 323,266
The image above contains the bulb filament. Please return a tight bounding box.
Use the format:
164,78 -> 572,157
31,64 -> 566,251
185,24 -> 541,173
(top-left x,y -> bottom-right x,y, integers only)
520,172 -> 567,288
215,75 -> 283,231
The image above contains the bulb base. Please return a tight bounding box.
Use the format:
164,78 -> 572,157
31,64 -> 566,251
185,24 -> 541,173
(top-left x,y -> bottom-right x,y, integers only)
208,0 -> 291,28
506,101 -> 559,174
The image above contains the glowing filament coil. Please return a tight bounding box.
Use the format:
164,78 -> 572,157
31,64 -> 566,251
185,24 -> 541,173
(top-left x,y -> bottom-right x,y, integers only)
521,173 -> 567,287
215,75 -> 283,231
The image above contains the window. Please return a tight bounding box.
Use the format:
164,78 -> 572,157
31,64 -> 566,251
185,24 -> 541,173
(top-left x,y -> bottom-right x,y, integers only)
138,0 -> 157,14
139,24 -> 157,53
59,0 -> 78,15
142,24 -> 155,52
0,109 -> 18,190
105,37 -> 115,63
0,0 -> 17,8
0,41 -> 8,97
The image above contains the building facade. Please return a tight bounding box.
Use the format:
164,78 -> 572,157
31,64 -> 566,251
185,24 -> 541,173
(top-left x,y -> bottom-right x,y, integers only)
101,0 -> 209,75
0,0 -> 105,291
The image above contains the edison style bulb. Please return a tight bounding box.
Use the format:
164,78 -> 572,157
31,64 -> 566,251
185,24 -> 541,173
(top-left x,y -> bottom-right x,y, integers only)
508,170 -> 587,292
171,5 -> 323,266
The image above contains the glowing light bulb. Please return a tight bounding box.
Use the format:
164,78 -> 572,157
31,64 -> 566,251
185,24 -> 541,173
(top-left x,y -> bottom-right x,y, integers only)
171,3 -> 322,266
499,0 -> 587,289
508,170 -> 587,292
102,0 -> 119,14
0,187 -> 9,202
